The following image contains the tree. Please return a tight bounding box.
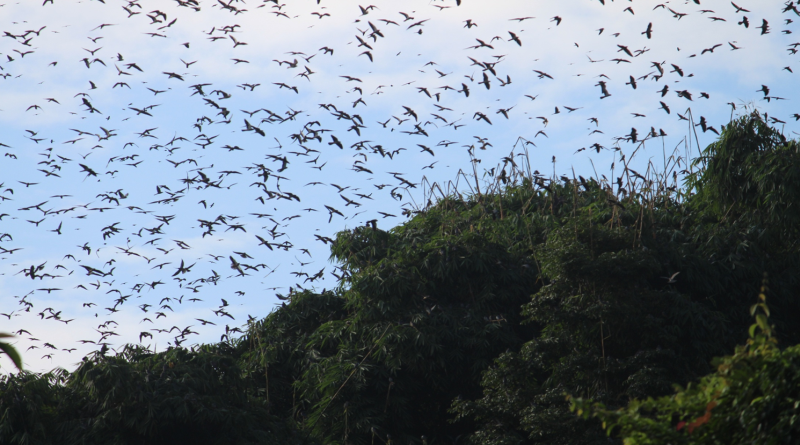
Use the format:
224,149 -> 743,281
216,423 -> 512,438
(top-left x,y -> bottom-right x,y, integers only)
3,112 -> 800,445
241,192 -> 544,444
451,212 -> 726,445
0,369 -> 64,444
451,112 -> 800,445
0,344 -> 308,445
683,111 -> 800,347
571,275 -> 800,445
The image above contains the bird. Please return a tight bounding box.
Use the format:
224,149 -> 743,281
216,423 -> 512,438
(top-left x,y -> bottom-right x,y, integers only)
701,44 -> 723,54
642,22 -> 653,39
595,80 -> 611,98
731,2 -> 750,13
758,19 -> 770,35
662,272 -> 680,284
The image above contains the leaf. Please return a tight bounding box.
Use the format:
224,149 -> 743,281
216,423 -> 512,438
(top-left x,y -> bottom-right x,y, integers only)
0,340 -> 23,370
756,314 -> 769,332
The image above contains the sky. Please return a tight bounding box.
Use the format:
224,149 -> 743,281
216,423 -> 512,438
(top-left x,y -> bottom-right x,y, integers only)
0,0 -> 798,373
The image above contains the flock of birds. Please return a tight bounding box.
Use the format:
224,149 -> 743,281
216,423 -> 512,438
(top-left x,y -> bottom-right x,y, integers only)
0,0 -> 798,372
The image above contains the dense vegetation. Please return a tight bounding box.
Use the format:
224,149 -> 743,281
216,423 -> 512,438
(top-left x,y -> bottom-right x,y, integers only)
571,275 -> 800,445
2,111 -> 800,444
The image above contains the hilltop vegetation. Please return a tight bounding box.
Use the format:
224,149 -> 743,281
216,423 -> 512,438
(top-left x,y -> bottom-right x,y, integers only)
2,112 -> 800,444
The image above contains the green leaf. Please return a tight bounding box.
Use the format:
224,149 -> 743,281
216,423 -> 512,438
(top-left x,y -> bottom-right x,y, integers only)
0,340 -> 23,370
756,314 -> 769,332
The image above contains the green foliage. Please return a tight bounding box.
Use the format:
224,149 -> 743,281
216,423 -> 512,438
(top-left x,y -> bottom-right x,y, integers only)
686,111 -> 800,237
3,112 -> 800,445
0,344 -> 306,445
0,370 -> 65,445
571,276 -> 800,445
450,113 -> 800,445
679,113 -> 800,346
242,192 -> 545,444
0,333 -> 23,371
451,215 -> 726,445
237,289 -> 348,425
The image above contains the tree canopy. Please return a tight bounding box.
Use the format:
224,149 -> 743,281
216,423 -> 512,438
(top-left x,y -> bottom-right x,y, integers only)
571,275 -> 800,445
2,111 -> 800,445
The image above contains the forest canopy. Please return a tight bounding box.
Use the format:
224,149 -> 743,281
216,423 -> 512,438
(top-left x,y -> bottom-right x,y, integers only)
2,112 -> 800,445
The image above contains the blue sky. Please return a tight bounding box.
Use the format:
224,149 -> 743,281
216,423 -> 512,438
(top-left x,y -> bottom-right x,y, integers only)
1,0 -> 798,372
